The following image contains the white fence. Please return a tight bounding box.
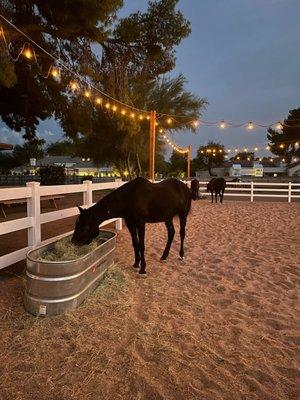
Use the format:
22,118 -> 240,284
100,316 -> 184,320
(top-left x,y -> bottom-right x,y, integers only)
198,181 -> 300,202
0,180 -> 299,270
0,180 -> 124,270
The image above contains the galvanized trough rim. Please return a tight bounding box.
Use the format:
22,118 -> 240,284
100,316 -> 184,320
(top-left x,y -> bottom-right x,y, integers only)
26,229 -> 117,264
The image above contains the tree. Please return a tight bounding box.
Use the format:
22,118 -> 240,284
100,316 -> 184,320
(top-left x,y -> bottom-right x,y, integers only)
46,140 -> 77,157
0,0 -> 191,142
267,108 -> 300,163
169,150 -> 187,177
0,152 -> 18,172
12,141 -> 44,166
193,141 -> 226,176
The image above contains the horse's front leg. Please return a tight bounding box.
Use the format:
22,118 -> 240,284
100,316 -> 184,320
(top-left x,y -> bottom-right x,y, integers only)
137,223 -> 146,274
160,219 -> 175,261
211,191 -> 214,203
179,214 -> 187,260
126,220 -> 140,268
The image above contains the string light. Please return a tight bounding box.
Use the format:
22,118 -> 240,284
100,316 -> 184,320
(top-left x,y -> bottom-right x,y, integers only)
276,121 -> 283,130
219,120 -> 226,129
192,120 -> 199,128
105,102 -> 110,109
50,66 -> 60,78
139,115 -> 144,120
279,144 -> 284,148
23,48 -> 33,59
159,128 -> 163,133
95,97 -> 102,105
167,118 -> 172,124
70,81 -> 79,91
84,90 -> 91,98
130,112 -> 135,118
112,105 -> 117,112
121,109 -> 126,115
247,121 -> 254,130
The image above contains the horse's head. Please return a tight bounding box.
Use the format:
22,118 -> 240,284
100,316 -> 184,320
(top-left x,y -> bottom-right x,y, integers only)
72,206 -> 100,245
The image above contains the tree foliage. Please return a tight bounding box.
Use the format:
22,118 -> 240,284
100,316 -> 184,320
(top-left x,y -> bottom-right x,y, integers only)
193,141 -> 226,176
12,141 -> 44,166
267,108 -> 300,163
0,1 -> 206,175
169,150 -> 187,177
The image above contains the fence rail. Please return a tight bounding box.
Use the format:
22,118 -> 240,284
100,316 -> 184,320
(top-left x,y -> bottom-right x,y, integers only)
198,181 -> 300,202
0,180 -> 299,270
0,179 -> 123,270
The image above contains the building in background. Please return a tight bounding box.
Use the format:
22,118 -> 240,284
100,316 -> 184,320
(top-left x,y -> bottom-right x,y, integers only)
11,156 -> 118,178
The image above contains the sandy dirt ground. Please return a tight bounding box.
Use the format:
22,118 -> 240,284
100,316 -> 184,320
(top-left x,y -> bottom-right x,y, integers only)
0,200 -> 299,400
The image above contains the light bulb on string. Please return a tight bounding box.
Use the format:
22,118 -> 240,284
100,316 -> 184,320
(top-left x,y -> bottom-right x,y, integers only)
112,105 -> 117,112
219,120 -> 226,129
254,147 -> 258,151
50,66 -> 60,79
159,129 -> 163,133
276,121 -> 283,130
192,120 -> 199,128
295,142 -> 299,147
282,158 -> 285,162
279,144 -> 284,149
121,109 -> 126,115
95,97 -> 102,105
244,148 -> 248,152
105,102 -> 110,109
266,146 -> 270,150
146,115 -> 150,120
139,115 -> 144,120
247,121 -> 253,130
166,118 -> 172,124
219,149 -> 223,153
70,81 -> 79,91
23,48 -> 33,60
84,90 -> 91,98
130,112 -> 135,118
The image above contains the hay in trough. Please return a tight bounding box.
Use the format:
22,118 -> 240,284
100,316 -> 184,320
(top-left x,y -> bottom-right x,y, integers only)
36,236 -> 104,262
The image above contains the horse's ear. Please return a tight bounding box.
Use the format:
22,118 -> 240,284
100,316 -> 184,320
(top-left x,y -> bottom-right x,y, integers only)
77,205 -> 84,213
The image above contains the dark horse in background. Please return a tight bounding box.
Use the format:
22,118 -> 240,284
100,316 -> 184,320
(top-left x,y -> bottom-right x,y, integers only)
190,179 -> 200,200
72,178 -> 192,275
207,177 -> 226,203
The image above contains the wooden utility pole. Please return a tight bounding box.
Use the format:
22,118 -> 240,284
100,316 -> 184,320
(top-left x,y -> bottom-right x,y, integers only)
149,110 -> 156,181
187,144 -> 191,179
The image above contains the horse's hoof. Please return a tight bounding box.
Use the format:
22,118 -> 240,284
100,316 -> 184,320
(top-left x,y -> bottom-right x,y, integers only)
138,272 -> 147,278
179,256 -> 184,261
132,264 -> 139,269
160,259 -> 167,263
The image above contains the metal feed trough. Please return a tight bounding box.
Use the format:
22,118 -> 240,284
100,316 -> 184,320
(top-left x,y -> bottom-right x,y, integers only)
24,230 -> 116,316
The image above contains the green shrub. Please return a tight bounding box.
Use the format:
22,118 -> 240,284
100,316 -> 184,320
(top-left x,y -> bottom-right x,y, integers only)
39,165 -> 66,185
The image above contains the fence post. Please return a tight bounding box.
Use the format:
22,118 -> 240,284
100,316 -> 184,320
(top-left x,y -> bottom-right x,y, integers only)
250,182 -> 254,202
115,178 -> 122,230
288,182 -> 292,203
26,181 -> 41,247
83,180 -> 93,207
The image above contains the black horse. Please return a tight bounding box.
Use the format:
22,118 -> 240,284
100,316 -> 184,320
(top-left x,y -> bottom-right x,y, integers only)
207,178 -> 226,203
72,177 -> 192,275
190,179 -> 200,200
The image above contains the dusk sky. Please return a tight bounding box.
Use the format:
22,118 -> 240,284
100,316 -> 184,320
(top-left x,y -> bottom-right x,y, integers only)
1,0 -> 299,158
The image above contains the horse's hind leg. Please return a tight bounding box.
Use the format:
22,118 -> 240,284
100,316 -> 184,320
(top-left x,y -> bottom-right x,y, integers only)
160,219 -> 175,261
137,223 -> 146,274
215,192 -> 218,203
179,214 -> 187,260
